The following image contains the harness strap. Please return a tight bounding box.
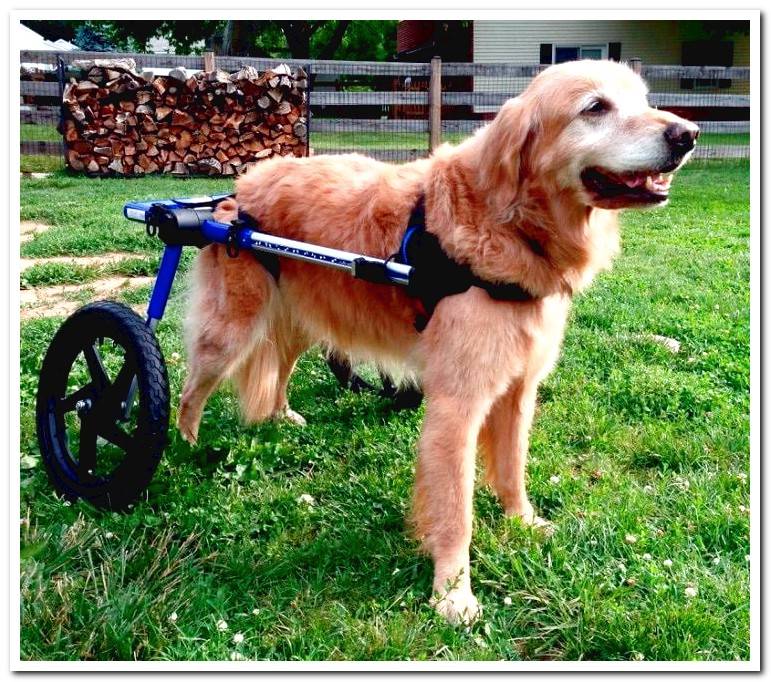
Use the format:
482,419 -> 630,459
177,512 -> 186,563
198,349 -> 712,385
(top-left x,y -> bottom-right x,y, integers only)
398,196 -> 536,332
235,210 -> 281,281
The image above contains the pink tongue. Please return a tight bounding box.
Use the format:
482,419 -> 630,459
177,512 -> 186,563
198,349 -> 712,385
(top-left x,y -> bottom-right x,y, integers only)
624,174 -> 647,188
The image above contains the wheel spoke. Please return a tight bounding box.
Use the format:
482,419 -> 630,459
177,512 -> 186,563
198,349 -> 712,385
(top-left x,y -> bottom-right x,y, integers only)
98,422 -> 134,453
78,420 -> 98,477
83,343 -> 109,390
57,383 -> 94,415
111,357 -> 137,398
99,356 -> 138,418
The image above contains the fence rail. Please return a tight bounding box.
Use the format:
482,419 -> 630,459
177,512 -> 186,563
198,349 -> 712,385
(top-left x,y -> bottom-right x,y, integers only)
312,119 -> 429,133
19,49 -> 750,172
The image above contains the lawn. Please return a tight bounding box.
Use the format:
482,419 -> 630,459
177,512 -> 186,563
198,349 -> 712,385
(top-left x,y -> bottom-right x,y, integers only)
311,130 -> 750,151
18,160 -> 750,662
19,121 -> 749,153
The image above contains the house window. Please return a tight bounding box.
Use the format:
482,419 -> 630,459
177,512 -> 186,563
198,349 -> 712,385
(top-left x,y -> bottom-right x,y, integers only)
553,44 -> 608,64
680,40 -> 734,89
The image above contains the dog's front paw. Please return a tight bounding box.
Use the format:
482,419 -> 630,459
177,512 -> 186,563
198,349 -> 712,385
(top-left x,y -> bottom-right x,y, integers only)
528,515 -> 556,537
507,503 -> 556,536
273,406 -> 307,426
430,588 -> 481,626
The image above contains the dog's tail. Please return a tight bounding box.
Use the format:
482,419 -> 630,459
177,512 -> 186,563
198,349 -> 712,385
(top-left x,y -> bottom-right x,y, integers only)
209,197 -> 285,423
233,334 -> 281,423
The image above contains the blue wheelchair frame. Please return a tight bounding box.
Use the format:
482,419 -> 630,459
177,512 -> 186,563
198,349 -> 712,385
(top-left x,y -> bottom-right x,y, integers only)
123,194 -> 414,331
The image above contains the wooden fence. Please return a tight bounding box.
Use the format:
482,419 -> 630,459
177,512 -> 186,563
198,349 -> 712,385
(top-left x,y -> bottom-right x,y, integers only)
20,50 -> 750,167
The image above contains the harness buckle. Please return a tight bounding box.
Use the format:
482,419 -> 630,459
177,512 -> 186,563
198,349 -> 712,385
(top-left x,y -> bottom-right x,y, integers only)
226,219 -> 243,258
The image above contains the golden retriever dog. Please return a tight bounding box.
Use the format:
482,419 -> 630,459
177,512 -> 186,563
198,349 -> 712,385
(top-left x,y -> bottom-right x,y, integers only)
177,60 -> 698,624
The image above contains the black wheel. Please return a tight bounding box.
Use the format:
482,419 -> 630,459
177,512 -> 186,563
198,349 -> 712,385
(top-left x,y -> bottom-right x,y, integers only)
36,300 -> 170,510
326,353 -> 423,410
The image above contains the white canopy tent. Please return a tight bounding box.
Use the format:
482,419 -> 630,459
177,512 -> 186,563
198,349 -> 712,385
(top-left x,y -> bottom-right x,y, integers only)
19,23 -> 78,51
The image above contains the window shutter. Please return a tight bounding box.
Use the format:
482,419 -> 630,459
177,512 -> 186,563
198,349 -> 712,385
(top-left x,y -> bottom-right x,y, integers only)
608,42 -> 621,61
540,44 -> 553,64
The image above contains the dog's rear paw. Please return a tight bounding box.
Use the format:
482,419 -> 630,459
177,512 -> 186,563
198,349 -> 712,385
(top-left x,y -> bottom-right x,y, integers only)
430,588 -> 481,626
177,415 -> 199,445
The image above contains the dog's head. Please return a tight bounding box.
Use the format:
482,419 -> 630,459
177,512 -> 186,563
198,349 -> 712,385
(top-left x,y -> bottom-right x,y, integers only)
483,59 -> 699,211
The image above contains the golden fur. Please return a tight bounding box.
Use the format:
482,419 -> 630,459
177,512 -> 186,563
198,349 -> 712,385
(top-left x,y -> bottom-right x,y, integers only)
177,60 -> 698,624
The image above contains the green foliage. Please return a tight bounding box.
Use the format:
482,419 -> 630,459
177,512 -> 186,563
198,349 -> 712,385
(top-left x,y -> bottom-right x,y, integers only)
313,20 -> 397,62
19,161 -> 750,661
73,23 -> 118,52
21,19 -> 397,60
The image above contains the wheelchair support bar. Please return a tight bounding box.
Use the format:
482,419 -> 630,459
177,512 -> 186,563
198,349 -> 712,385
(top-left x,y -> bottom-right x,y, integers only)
200,219 -> 413,286
146,244 -> 183,324
125,196 -> 414,329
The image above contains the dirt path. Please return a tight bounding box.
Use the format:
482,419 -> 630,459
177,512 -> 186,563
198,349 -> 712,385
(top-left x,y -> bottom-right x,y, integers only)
20,221 -> 52,243
20,220 -> 156,320
20,276 -> 154,321
20,252 -> 140,272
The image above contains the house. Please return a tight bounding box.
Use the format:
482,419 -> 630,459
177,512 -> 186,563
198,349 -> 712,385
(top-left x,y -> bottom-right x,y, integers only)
470,20 -> 749,71
397,19 -> 749,70
396,19 -> 749,120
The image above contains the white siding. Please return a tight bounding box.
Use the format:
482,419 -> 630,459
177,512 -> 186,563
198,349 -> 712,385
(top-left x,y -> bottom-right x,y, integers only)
472,20 -> 750,66
473,20 -> 683,64
471,21 -> 750,110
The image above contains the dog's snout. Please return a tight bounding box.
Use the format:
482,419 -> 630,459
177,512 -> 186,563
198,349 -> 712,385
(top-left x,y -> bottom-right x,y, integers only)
664,122 -> 699,153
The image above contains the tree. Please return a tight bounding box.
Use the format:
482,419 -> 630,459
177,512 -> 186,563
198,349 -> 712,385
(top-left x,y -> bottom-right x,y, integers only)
22,19 -> 397,61
696,20 -> 750,40
314,20 -> 396,62
221,20 -> 353,59
72,23 -> 117,52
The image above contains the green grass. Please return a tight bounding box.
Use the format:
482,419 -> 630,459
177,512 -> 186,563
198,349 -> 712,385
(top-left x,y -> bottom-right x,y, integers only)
20,173 -> 233,257
19,160 -> 750,661
21,155 -> 63,174
21,122 -> 61,142
310,130 -> 748,151
20,255 -> 170,289
20,121 -> 749,153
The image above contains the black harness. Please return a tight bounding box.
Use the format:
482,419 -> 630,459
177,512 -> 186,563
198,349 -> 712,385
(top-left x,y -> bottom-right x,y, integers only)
235,197 -> 536,333
395,197 -> 535,331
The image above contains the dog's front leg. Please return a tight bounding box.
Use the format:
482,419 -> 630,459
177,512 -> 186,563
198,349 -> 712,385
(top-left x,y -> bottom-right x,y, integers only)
478,377 -> 549,529
412,393 -> 490,625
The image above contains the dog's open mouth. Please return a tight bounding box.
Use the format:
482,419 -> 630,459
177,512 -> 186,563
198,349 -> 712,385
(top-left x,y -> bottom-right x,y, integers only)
581,167 -> 673,207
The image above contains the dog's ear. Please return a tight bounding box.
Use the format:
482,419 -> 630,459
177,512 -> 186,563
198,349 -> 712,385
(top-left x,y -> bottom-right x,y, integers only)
478,96 -> 537,219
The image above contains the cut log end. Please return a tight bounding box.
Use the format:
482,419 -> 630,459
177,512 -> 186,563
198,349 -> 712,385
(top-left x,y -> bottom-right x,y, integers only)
63,62 -> 307,176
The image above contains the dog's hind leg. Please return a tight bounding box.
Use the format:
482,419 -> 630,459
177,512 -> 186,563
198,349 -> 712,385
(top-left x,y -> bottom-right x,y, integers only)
272,316 -> 311,424
232,310 -> 309,426
177,243 -> 277,444
478,376 -> 550,530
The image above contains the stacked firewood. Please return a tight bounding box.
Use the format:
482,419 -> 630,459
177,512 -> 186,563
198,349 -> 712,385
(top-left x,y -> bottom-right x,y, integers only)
61,59 -> 308,176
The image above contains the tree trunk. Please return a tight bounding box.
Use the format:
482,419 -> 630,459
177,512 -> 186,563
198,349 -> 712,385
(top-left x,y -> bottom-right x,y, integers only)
222,20 -> 270,57
317,21 -> 351,60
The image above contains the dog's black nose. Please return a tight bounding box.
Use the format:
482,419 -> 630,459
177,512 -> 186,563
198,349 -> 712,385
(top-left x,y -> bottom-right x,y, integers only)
664,122 -> 699,153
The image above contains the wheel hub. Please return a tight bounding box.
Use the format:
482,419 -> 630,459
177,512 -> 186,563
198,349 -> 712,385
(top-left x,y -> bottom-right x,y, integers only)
75,398 -> 92,417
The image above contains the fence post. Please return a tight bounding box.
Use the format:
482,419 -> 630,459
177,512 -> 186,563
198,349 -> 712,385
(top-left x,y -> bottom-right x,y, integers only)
629,57 -> 642,75
428,56 -> 442,153
204,51 -> 216,73
57,55 -> 67,169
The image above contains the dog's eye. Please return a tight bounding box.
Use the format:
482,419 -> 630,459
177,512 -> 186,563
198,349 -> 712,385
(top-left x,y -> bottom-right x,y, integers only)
584,99 -> 610,115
